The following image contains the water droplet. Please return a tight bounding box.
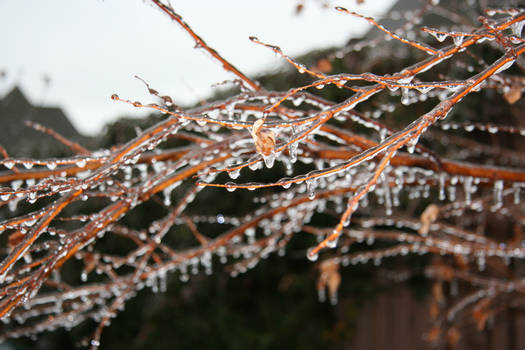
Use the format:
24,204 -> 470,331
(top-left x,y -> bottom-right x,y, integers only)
493,180 -> 503,208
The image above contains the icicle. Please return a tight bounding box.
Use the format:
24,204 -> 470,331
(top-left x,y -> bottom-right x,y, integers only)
289,142 -> 298,163
159,270 -> 167,293
381,173 -> 392,215
163,187 -> 172,206
477,254 -> 486,271
306,179 -> 317,200
439,173 -> 446,201
378,128 -> 388,142
262,151 -> 276,168
406,135 -> 419,154
513,183 -> 520,205
493,180 -> 503,208
463,176 -> 472,205
401,88 -> 410,105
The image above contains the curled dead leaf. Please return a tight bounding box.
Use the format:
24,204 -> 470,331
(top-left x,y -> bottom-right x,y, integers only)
251,119 -> 276,156
418,204 -> 440,235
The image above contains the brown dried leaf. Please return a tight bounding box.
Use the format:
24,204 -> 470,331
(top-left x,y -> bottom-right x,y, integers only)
418,204 -> 440,235
251,119 -> 276,156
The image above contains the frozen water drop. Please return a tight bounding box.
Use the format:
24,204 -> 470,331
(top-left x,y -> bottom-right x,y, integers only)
306,247 -> 319,262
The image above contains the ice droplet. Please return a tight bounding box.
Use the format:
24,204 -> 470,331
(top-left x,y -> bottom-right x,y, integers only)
493,180 -> 503,208
439,173 -> 446,201
225,182 -> 237,192
227,168 -> 240,179
325,234 -> 339,249
452,35 -> 464,47
511,20 -> 524,37
306,247 -> 319,261
306,179 -> 317,200
406,135 -> 419,154
263,151 -> 276,168
76,159 -> 87,168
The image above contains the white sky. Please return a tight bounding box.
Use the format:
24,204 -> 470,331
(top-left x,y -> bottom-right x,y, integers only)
1,0 -> 395,136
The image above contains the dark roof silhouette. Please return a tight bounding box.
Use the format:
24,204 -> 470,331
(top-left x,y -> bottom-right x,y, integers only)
0,86 -> 83,157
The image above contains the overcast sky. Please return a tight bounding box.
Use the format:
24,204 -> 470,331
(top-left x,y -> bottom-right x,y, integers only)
1,0 -> 395,135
